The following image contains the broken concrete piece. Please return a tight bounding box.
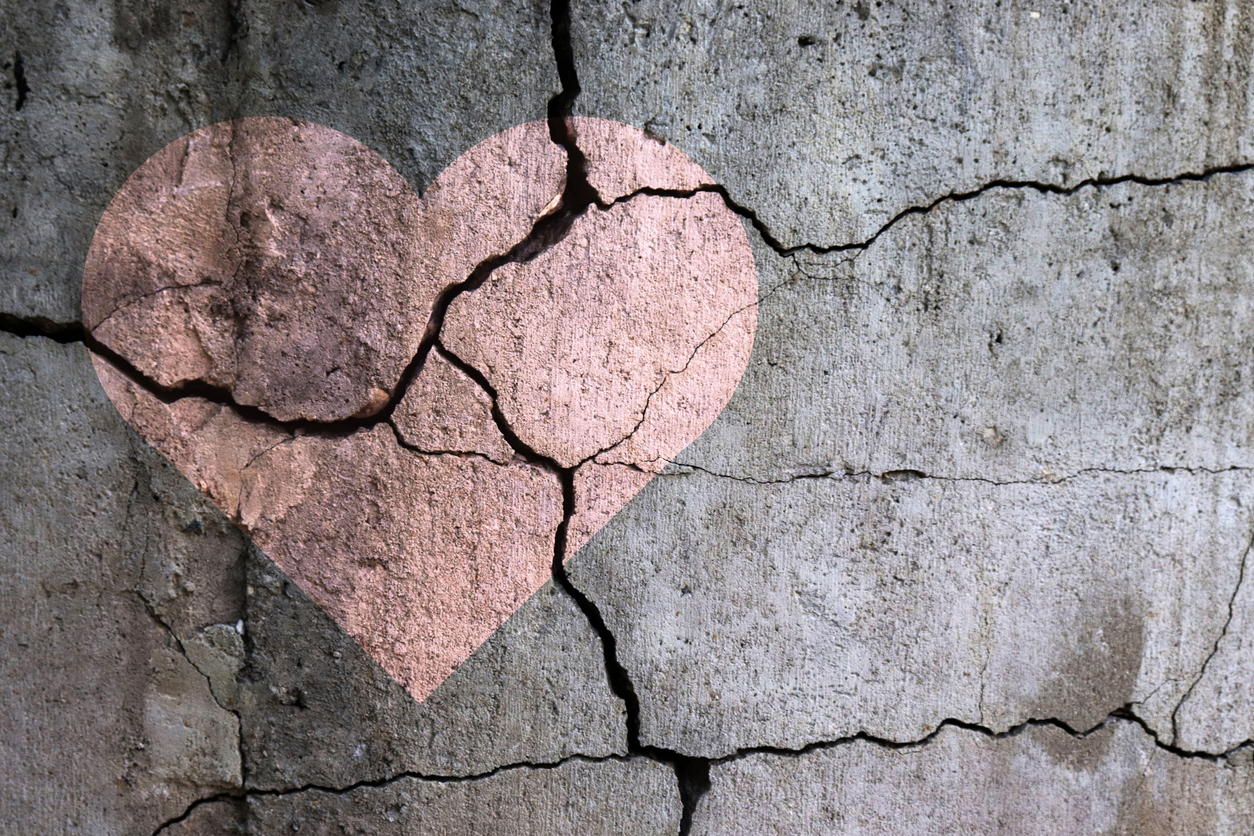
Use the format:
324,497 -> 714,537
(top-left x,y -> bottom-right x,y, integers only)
445,193 -> 755,471
693,722 -> 1254,835
0,333 -> 242,833
571,0 -> 1254,249
394,348 -> 516,464
247,757 -> 682,835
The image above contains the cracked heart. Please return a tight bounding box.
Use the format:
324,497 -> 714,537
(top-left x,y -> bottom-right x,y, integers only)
82,117 -> 757,703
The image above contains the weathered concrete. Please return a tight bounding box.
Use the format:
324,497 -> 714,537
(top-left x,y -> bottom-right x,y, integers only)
247,758 -> 682,836
693,722 -> 1254,835
0,0 -> 558,325
241,554 -> 627,791
0,332 -> 242,833
571,0 -> 1254,249
568,174 -> 1254,757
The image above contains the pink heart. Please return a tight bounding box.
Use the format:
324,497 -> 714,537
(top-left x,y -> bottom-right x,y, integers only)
83,117 -> 757,703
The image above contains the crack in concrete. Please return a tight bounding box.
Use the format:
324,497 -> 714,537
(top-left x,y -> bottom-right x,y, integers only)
151,753 -> 634,834
725,162 -> 1254,258
666,461 -> 1254,487
703,706 -> 1253,769
1170,527 -> 1254,746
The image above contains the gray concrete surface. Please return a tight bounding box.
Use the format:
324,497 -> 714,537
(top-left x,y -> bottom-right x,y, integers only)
5,0 -> 1254,832
693,721 -> 1254,835
571,0 -> 1254,249
569,173 -> 1254,758
0,333 -> 242,833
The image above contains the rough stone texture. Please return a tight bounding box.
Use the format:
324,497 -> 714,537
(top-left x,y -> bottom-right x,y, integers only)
0,0 -> 558,325
241,553 -> 627,791
0,332 -> 242,833
693,722 -> 1254,835
571,0 -> 1254,249
162,800 -> 246,835
247,758 -> 682,835
568,173 -> 1254,757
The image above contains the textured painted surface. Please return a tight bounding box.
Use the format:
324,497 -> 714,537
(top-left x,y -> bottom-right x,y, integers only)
5,0 -> 1254,832
82,115 -> 755,706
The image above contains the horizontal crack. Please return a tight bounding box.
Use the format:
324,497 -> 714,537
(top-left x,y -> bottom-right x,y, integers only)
668,462 -> 1254,487
152,753 -> 634,835
707,706 -> 1252,768
725,161 -> 1254,257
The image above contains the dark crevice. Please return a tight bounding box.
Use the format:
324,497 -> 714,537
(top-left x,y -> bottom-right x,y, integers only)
221,0 -> 245,65
0,312 -> 86,343
152,754 -> 632,835
709,707 -> 1250,768
669,460 -> 1254,487
12,51 -> 28,111
438,336 -> 711,832
730,162 -> 1254,257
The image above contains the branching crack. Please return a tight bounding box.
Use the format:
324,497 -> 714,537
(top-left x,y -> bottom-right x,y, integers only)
1170,527 -> 1254,745
706,706 -> 1252,768
727,162 -> 1254,258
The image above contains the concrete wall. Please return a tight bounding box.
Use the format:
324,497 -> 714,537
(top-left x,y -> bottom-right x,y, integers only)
3,1 -> 1252,833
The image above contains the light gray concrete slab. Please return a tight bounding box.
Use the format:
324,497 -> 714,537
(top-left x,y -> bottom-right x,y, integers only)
567,174 -> 1254,758
571,0 -> 1254,249
694,721 -> 1254,835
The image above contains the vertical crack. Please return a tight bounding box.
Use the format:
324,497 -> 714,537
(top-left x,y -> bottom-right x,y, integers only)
12,51 -> 28,111
1170,528 -> 1254,744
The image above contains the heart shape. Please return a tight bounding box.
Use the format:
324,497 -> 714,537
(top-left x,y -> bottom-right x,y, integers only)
82,117 -> 757,703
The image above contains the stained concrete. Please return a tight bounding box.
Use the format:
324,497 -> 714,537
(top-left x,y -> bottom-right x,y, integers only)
0,332 -> 242,833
